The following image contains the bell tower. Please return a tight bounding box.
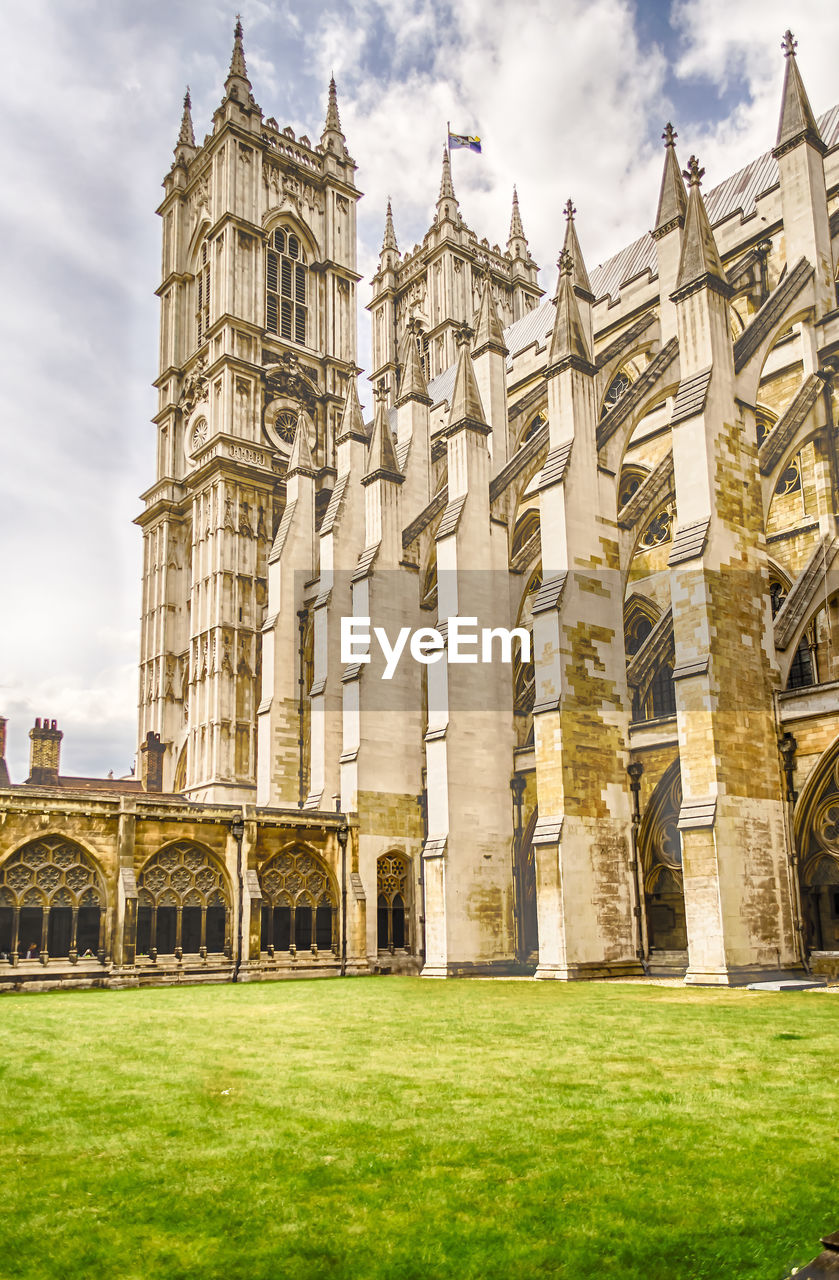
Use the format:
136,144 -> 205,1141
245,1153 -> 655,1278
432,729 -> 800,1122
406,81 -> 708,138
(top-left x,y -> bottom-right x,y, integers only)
136,20 -> 360,802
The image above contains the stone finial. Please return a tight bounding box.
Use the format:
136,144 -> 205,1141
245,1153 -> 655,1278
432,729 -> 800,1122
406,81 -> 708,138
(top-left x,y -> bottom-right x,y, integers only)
682,155 -> 705,188
286,414 -> 316,477
448,331 -> 487,431
396,325 -> 431,406
336,376 -> 368,443
662,122 -> 677,147
560,203 -> 593,296
548,250 -> 592,368
472,273 -> 507,357
781,29 -> 797,57
563,198 -> 576,222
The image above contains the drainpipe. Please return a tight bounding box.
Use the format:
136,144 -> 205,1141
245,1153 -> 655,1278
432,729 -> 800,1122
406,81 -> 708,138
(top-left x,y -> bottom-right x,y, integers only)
416,783 -> 428,962
510,774 -> 526,961
627,761 -> 649,972
231,816 -> 245,983
336,817 -> 349,978
778,731 -> 810,973
297,608 -> 308,808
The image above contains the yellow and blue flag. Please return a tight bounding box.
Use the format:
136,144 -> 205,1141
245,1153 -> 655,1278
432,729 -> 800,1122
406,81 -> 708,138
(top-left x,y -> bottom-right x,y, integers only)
448,131 -> 481,153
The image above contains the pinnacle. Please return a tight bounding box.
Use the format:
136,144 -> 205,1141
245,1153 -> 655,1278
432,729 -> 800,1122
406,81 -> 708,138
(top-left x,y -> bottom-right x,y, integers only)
381,198 -> 398,254
674,154 -> 728,294
448,329 -> 487,430
472,273 -> 507,355
396,324 -> 431,405
226,14 -> 250,85
560,198 -> 592,295
774,30 -> 825,155
508,186 -> 526,243
337,376 -> 367,443
438,148 -> 456,203
287,413 -> 315,475
176,87 -> 195,151
324,74 -> 343,136
548,250 -> 592,368
654,124 -> 688,235
364,387 -> 403,481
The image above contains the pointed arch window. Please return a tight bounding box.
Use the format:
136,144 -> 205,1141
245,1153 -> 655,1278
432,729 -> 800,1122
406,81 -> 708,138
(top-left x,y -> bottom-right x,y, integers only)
197,240 -> 211,346
136,843 -> 230,958
267,227 -> 308,345
377,854 -> 411,952
259,847 -> 336,953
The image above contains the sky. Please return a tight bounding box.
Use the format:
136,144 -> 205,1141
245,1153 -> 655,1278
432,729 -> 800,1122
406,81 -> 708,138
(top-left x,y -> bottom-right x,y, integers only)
0,0 -> 836,782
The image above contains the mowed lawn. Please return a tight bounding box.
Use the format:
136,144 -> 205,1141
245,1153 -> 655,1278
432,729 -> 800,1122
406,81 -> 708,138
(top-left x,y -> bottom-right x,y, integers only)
2,978 -> 837,1280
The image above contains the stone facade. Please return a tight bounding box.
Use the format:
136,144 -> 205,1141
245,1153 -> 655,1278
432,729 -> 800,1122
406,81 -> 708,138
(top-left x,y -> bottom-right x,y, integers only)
2,23 -> 839,990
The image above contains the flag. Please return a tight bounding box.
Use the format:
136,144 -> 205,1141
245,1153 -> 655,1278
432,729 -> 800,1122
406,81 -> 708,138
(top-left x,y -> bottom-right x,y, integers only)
448,131 -> 481,153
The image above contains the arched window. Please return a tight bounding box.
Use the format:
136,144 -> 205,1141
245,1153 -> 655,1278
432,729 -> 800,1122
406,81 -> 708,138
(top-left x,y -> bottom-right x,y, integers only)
618,464 -> 649,510
600,369 -> 632,419
196,240 -> 211,346
266,227 -> 308,345
0,837 -> 105,960
510,510 -> 540,569
648,658 -> 677,718
522,410 -> 547,443
259,847 -> 335,953
787,638 -> 815,690
377,854 -> 410,952
137,843 -> 229,958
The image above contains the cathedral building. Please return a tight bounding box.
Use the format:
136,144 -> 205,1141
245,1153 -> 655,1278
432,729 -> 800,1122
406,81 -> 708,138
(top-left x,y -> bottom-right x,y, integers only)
1,22 -> 839,991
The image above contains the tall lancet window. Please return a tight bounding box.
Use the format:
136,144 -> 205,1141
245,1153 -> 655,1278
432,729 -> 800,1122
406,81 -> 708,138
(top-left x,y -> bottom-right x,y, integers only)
266,228 -> 308,345
196,240 -> 211,346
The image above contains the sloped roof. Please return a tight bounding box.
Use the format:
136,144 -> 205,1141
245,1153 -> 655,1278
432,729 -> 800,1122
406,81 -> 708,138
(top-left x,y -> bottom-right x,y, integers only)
425,105 -> 839,409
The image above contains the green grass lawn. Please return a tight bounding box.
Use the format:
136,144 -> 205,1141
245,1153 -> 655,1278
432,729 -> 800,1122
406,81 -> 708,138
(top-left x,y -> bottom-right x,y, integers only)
2,978 -> 837,1280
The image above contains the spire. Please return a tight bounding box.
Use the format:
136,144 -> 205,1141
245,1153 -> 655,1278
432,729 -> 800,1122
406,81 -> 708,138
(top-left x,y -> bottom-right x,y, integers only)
321,74 -> 346,152
325,75 -> 342,133
381,198 -> 398,254
174,87 -> 196,163
178,88 -> 195,148
653,123 -> 688,238
336,375 -> 368,443
472,273 -> 507,357
224,15 -> 252,96
560,199 -> 592,296
397,323 -> 431,406
673,156 -> 729,296
364,386 -> 403,483
548,251 -> 592,369
286,413 -> 315,476
774,31 -> 826,157
439,147 -> 455,201
448,327 -> 487,431
509,186 -> 525,240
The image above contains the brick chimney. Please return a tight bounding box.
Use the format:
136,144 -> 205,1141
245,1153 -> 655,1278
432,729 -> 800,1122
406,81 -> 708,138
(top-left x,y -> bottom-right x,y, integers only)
28,718 -> 63,786
140,731 -> 166,793
0,717 -> 10,787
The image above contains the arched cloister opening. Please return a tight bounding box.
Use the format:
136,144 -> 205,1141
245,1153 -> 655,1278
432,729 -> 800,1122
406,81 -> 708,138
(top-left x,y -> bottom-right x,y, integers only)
795,738 -> 839,954
0,836 -> 106,961
377,852 -> 412,952
637,761 -> 687,956
137,842 -> 230,958
259,845 -> 336,954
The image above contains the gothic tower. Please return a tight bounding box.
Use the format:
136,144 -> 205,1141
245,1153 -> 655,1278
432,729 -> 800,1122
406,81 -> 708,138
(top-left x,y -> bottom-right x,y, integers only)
136,21 -> 360,802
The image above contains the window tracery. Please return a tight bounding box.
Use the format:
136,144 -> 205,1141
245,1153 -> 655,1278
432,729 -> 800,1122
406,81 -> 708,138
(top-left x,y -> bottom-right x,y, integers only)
637,505 -> 673,552
377,853 -> 410,951
136,843 -> 229,957
196,240 -> 211,346
0,837 -> 104,960
266,227 -> 308,345
618,465 -> 649,510
600,369 -> 632,419
259,847 -> 335,953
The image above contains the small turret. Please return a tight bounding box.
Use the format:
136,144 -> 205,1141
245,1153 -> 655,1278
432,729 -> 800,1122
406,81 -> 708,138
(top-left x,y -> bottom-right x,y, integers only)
447,327 -> 487,434
654,123 -> 688,238
472,273 -> 507,359
379,198 -> 399,271
560,200 -> 592,297
397,322 -> 432,407
774,30 -> 826,158
364,386 -> 403,484
224,16 -> 253,104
